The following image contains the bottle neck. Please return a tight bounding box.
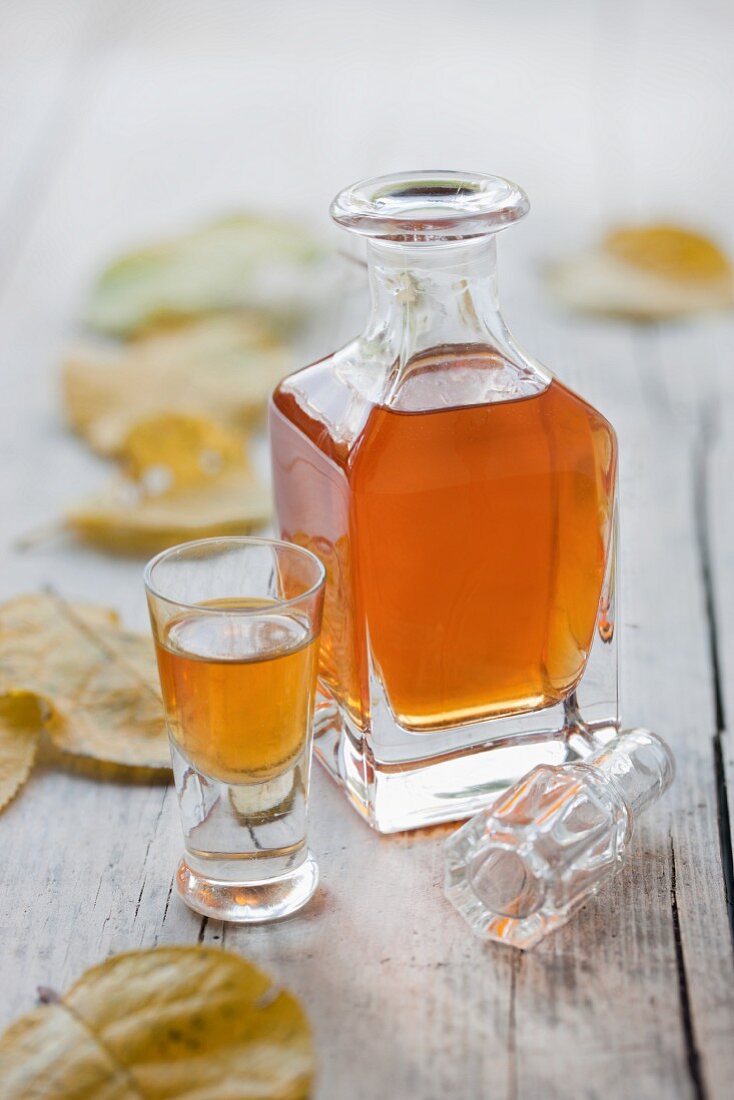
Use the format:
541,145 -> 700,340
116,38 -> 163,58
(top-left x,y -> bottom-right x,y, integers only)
363,236 -> 505,366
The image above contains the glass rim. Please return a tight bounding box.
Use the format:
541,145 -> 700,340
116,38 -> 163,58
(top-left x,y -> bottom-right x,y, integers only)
330,170 -> 529,241
143,535 -> 326,615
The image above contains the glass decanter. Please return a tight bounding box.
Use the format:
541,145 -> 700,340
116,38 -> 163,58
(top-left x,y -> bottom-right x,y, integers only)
269,171 -> 618,833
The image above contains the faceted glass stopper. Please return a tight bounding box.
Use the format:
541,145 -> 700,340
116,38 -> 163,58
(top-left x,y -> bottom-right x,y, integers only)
443,729 -> 675,949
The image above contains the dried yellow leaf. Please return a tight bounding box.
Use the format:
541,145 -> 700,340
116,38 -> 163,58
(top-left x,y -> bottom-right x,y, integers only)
63,314 -> 290,457
0,694 -> 43,811
604,225 -> 731,282
0,592 -> 167,769
122,413 -> 246,490
547,223 -> 734,319
0,946 -> 314,1099
65,414 -> 271,555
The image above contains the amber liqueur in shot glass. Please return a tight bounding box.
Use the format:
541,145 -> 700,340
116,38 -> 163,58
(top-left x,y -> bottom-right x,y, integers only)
145,537 -> 325,923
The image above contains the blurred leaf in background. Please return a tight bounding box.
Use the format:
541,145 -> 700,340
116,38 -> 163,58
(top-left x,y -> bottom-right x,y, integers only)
63,314 -> 289,457
51,210 -> 347,558
84,213 -> 328,339
547,224 -> 733,319
65,413 -> 271,554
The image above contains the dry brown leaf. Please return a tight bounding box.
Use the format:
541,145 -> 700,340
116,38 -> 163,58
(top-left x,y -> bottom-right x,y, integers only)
0,592 -> 168,769
547,223 -> 734,319
0,946 -> 314,1099
63,314 -> 290,456
65,413 -> 271,555
0,694 -> 43,811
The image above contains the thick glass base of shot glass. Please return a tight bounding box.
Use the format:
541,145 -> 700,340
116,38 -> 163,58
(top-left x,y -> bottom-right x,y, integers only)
176,852 -> 319,924
171,739 -> 318,923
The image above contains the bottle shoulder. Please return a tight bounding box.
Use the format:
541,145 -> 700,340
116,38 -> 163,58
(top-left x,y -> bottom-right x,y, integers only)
273,337 -> 550,425
551,382 -> 619,478
271,345 -> 617,471
549,377 -> 617,433
272,351 -> 339,403
271,343 -> 376,457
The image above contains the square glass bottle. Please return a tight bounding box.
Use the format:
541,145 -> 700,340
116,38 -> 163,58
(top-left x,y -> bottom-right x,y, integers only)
270,172 -> 618,832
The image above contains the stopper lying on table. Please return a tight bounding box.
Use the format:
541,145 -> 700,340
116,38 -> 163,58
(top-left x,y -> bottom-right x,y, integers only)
443,729 -> 675,949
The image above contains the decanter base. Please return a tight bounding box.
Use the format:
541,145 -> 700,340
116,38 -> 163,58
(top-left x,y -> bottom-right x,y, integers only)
314,691 -> 617,834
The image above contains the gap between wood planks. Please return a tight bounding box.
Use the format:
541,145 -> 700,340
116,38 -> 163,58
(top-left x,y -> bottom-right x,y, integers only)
670,836 -> 706,1100
692,404 -> 734,951
506,950 -> 521,1100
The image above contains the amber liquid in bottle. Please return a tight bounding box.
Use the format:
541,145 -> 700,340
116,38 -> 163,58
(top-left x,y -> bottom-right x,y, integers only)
154,599 -> 319,783
271,349 -> 617,732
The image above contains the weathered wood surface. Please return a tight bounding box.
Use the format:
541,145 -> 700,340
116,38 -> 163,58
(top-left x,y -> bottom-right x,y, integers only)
0,2 -> 732,1097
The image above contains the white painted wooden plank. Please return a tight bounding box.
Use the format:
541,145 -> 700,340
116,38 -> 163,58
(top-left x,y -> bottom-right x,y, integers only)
652,306 -> 734,881
501,308 -> 733,1098
544,15 -> 734,1091
0,1 -> 98,220
0,0 -> 137,289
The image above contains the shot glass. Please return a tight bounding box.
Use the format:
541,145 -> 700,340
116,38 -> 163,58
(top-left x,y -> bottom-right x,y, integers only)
144,536 -> 325,923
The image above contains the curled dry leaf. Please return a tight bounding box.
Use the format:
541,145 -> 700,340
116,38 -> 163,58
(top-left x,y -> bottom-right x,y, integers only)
65,413 -> 271,555
63,314 -> 290,457
547,224 -> 734,319
0,694 -> 44,811
83,212 -> 327,338
0,592 -> 168,770
0,946 -> 314,1099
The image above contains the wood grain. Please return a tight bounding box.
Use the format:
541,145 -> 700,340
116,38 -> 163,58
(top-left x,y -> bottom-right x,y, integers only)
0,2 -> 732,1097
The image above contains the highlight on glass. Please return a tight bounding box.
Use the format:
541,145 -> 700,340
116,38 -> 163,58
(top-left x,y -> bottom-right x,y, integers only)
144,536 -> 326,923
